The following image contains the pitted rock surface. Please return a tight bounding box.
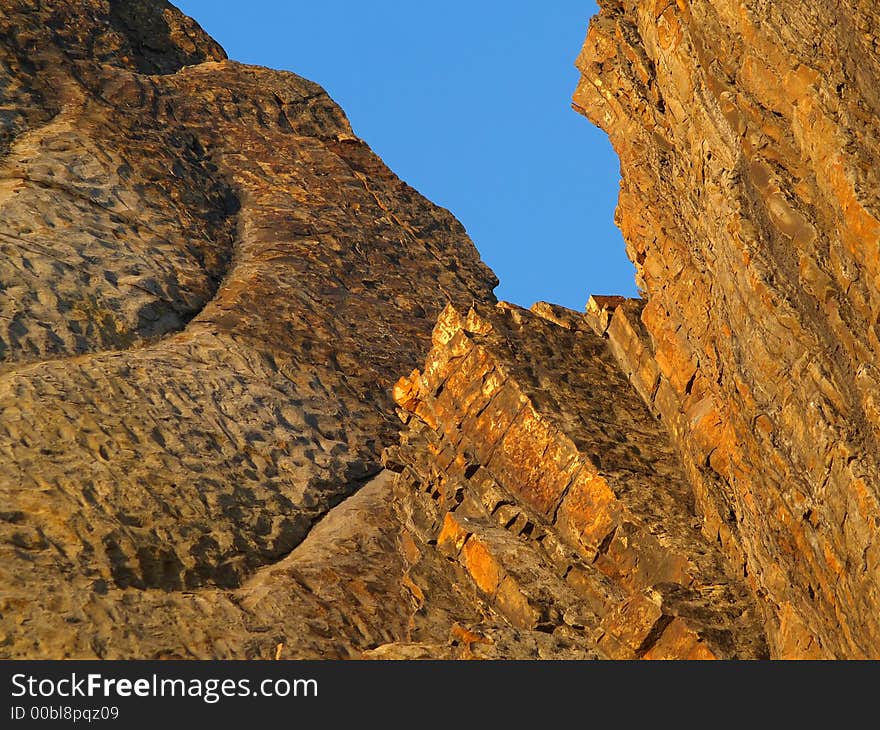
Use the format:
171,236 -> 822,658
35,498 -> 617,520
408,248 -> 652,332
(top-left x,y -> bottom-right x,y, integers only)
0,0 -> 496,658
4,0 -> 880,660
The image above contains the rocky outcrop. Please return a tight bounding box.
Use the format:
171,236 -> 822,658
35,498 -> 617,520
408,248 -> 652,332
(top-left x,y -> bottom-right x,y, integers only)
384,301 -> 768,659
574,0 -> 880,657
3,0 -> 879,659
0,0 -> 496,657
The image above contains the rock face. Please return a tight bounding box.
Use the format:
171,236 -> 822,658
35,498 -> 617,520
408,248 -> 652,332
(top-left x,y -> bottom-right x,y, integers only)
2,0 -> 878,659
0,0 -> 497,658
384,302 -> 767,658
574,0 -> 880,657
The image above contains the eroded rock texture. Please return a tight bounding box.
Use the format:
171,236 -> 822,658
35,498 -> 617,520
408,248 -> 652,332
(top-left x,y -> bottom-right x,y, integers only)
4,0 -> 878,660
0,0 -> 497,657
384,302 -> 768,659
574,0 -> 880,657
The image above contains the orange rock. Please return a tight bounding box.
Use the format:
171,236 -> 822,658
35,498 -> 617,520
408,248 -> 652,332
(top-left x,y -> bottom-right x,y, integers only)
555,468 -> 620,557
642,617 -> 718,660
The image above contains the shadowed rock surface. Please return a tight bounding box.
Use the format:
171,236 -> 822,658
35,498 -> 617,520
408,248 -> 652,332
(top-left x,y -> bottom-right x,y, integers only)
0,0 -> 497,658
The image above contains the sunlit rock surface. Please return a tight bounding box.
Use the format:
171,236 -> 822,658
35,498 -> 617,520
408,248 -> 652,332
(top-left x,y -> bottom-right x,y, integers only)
574,0 -> 880,657
1,0 -> 878,659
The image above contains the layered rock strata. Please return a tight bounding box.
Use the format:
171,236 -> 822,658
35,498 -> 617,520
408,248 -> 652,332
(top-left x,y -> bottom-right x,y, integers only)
385,302 -> 768,659
574,0 -> 880,657
3,0 -> 879,660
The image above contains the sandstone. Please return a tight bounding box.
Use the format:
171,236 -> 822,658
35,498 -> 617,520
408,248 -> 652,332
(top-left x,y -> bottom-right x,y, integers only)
389,302 -> 768,659
0,0 -> 496,658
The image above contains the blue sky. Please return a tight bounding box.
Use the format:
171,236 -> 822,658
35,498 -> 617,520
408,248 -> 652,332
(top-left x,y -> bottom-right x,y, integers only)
173,1 -> 637,310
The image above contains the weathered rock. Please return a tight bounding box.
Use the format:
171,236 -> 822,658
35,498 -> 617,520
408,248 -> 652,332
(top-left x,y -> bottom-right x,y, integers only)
0,0 -> 496,658
4,0 -> 879,660
387,302 -> 768,659
574,0 -> 880,657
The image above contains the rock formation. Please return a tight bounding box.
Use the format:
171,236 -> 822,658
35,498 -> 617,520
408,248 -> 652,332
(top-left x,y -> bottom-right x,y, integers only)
384,301 -> 767,658
0,0 -> 877,659
574,0 -> 880,657
0,0 -> 498,658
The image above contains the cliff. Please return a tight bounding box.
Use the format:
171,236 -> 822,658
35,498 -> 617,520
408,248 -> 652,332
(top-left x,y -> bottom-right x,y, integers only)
0,0 -> 497,658
573,0 -> 880,658
0,0 -> 877,659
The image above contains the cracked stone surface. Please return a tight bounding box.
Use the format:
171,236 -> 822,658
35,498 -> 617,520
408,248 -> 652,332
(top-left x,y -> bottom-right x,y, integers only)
384,301 -> 768,659
574,0 -> 880,657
